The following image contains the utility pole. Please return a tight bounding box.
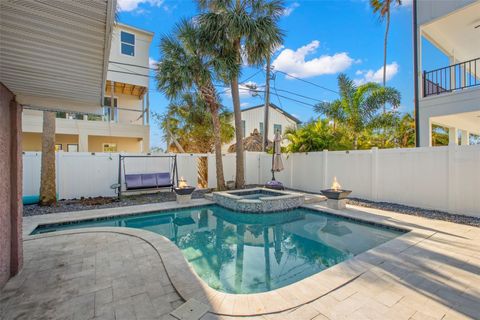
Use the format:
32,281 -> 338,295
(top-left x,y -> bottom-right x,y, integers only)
262,55 -> 271,152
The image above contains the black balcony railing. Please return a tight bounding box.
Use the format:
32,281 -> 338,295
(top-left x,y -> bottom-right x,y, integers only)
423,57 -> 479,97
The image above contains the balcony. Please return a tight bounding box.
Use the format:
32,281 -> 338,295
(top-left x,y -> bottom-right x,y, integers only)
423,57 -> 480,97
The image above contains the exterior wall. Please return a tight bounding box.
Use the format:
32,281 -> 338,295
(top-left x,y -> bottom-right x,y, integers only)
107,24 -> 153,88
22,133 -> 80,152
22,110 -> 149,152
0,83 -> 23,288
225,106 -> 299,151
417,0 -> 475,25
88,135 -> 143,153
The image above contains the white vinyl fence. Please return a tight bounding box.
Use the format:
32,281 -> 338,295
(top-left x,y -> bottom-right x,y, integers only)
23,145 -> 480,217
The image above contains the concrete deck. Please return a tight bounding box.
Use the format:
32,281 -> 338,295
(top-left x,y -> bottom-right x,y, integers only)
2,199 -> 479,319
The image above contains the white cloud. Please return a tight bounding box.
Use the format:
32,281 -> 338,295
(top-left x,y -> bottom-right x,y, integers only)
272,40 -> 354,78
354,62 -> 399,85
149,57 -> 158,69
240,102 -> 250,108
117,0 -> 163,12
222,81 -> 261,98
283,2 -> 300,16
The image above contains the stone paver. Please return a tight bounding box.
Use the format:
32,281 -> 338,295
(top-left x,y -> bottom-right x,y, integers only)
0,232 -> 183,320
2,200 -> 480,319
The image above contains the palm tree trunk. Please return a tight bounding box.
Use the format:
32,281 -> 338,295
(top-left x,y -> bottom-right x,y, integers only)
198,156 -> 208,188
39,111 -> 56,206
210,104 -> 227,190
199,82 -> 227,190
353,134 -> 359,150
231,77 -> 245,189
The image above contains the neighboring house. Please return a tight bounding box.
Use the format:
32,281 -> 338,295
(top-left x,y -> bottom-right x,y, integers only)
22,23 -> 153,153
225,103 -> 301,151
0,0 -> 115,287
414,0 -> 480,147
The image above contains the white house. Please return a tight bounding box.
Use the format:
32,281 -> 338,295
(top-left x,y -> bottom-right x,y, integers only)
414,0 -> 480,147
22,23 -> 153,153
225,103 -> 301,151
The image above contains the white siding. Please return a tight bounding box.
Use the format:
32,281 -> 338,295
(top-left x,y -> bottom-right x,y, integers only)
107,24 -> 153,88
417,0 -> 476,26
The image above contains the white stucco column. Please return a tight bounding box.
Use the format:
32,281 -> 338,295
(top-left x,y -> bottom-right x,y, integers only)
419,116 -> 432,147
461,130 -> 470,145
79,133 -> 88,152
448,127 -> 458,146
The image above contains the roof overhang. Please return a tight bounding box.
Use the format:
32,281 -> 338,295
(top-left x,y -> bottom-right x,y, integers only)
421,1 -> 480,63
0,0 -> 116,114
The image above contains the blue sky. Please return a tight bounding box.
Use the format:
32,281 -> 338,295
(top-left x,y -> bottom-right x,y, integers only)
117,0 -> 417,149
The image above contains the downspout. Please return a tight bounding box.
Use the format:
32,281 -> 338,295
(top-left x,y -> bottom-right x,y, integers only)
413,0 -> 420,147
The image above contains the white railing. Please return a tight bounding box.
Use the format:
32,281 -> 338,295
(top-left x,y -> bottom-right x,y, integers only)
23,145 -> 480,217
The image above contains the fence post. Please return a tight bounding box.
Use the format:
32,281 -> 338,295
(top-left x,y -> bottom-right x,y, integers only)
322,150 -> 328,189
371,147 -> 378,201
447,144 -> 455,212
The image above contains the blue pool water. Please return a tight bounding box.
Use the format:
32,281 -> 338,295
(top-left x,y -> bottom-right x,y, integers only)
32,205 -> 405,294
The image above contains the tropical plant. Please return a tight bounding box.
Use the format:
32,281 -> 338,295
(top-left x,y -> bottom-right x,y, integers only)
155,93 -> 234,187
370,0 -> 402,90
432,124 -> 449,146
156,19 -> 231,190
394,113 -> 415,148
314,74 -> 401,149
39,111 -> 56,205
284,119 -> 348,153
197,0 -> 284,188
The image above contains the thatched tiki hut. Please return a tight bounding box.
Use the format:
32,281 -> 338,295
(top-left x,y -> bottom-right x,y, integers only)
228,129 -> 273,152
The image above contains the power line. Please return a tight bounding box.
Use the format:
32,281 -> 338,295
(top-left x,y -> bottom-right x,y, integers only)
274,70 -> 339,95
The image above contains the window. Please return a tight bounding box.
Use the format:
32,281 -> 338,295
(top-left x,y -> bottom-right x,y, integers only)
103,97 -> 118,121
259,122 -> 264,135
121,31 -> 135,56
103,143 -> 117,152
55,144 -> 62,151
274,124 -> 282,135
67,144 -> 78,152
242,120 -> 246,137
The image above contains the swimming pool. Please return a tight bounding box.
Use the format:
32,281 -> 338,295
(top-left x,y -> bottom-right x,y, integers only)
32,205 -> 405,294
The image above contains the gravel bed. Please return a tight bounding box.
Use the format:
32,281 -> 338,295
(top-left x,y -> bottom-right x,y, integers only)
347,198 -> 480,227
23,187 -> 480,227
23,189 -> 211,217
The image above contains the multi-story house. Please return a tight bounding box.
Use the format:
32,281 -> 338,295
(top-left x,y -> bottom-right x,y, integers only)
224,103 -> 301,151
414,0 -> 480,147
22,23 -> 153,153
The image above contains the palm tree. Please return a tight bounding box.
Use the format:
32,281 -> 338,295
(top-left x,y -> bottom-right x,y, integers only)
315,74 -> 401,149
156,19 -> 231,190
284,119 -> 345,153
155,93 -> 234,187
370,0 -> 402,91
197,0 -> 284,188
39,111 -> 56,205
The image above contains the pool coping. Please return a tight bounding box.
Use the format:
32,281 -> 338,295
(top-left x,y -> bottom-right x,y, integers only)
23,199 -> 435,316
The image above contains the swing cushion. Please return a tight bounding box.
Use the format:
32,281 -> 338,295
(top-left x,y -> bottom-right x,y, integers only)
125,174 -> 143,189
156,172 -> 172,187
142,173 -> 157,188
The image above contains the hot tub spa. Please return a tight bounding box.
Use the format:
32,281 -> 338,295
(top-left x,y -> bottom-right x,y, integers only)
213,187 -> 305,212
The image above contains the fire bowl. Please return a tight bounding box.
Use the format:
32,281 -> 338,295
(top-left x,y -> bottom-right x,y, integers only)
321,189 -> 352,200
265,180 -> 285,190
174,186 -> 195,195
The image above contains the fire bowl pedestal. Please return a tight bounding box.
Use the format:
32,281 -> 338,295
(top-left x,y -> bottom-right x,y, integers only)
174,186 -> 195,204
321,189 -> 352,210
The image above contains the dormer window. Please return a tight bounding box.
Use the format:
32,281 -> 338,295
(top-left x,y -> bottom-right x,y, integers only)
120,31 -> 135,56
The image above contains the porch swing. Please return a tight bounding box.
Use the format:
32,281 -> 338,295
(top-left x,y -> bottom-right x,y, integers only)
116,154 -> 179,198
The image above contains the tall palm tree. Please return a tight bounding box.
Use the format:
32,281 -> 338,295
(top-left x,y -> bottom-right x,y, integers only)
197,0 -> 284,188
156,93 -> 234,187
315,74 -> 401,149
370,0 -> 402,92
39,111 -> 56,205
156,19 -> 231,190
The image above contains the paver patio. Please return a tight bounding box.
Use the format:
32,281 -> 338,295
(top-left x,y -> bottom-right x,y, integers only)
2,200 -> 479,320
